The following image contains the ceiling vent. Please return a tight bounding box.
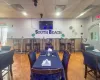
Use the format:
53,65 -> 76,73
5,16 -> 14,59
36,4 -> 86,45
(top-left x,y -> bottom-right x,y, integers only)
55,5 -> 66,12
10,4 -> 24,11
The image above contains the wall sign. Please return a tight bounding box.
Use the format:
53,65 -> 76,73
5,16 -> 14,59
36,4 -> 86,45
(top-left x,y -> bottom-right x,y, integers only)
35,30 -> 62,34
0,22 -> 6,26
32,33 -> 35,38
96,14 -> 100,19
61,34 -> 65,38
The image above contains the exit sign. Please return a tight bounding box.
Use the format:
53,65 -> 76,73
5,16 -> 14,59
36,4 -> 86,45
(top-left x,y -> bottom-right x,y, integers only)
0,22 -> 6,26
96,14 -> 100,19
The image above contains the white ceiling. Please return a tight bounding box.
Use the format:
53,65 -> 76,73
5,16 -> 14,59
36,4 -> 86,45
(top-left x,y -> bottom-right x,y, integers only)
0,0 -> 100,18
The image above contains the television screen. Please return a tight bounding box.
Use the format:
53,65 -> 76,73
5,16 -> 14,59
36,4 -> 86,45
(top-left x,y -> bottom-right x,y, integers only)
39,21 -> 53,30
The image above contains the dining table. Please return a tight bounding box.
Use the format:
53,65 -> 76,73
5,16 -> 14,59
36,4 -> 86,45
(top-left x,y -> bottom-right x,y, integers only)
0,50 -> 12,80
31,50 -> 66,80
85,50 -> 100,57
85,50 -> 100,62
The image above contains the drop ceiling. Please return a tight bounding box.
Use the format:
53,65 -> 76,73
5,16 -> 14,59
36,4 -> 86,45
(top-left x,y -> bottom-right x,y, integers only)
0,0 -> 100,18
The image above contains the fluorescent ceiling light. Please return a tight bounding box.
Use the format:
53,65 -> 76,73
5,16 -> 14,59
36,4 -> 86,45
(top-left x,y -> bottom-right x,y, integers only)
22,11 -> 28,16
76,12 -> 86,18
76,8 -> 92,18
56,12 -> 61,16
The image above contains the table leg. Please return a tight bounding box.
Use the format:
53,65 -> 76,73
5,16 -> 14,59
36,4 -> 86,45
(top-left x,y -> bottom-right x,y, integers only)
0,71 -> 3,80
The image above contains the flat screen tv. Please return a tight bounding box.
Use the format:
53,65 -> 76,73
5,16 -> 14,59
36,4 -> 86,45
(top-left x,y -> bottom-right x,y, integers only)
39,21 -> 53,30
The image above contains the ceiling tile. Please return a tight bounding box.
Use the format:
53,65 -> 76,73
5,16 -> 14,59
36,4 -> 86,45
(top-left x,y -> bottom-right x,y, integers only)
55,0 -> 68,5
92,0 -> 100,5
4,0 -> 33,4
42,0 -> 55,5
0,0 -> 99,18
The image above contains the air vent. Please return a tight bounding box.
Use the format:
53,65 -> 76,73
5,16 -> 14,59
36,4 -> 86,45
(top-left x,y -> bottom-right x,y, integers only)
55,5 -> 66,12
10,4 -> 24,11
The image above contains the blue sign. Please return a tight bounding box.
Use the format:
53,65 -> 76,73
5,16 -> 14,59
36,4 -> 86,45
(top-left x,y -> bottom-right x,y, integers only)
35,30 -> 62,34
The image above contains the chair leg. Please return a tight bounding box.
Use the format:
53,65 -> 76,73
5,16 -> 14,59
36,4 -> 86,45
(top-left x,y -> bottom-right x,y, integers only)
0,71 -> 3,80
10,65 -> 13,80
7,66 -> 11,80
84,65 -> 87,78
94,71 -> 98,80
65,69 -> 68,80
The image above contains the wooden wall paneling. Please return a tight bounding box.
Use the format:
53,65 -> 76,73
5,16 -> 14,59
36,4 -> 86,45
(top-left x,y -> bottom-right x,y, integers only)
39,39 -> 42,51
26,39 -> 31,52
64,38 -> 67,50
30,39 -> 32,51
52,39 -> 54,49
19,39 -> 22,52
21,38 -> 25,52
42,39 -> 44,50
53,39 -> 55,50
43,38 -> 45,50
55,39 -> 57,50
56,38 -> 58,50
24,39 -> 29,52
14,39 -> 21,52
57,39 -> 59,50
13,39 -> 17,51
20,38 -> 23,53
41,39 -> 42,50
6,38 -> 13,47
65,38 -> 68,50
44,39 -> 47,49
54,38 -> 56,50
23,39 -> 25,52
75,38 -> 81,51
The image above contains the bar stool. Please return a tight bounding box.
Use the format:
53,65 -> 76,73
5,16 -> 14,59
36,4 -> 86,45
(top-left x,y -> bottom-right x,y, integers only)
25,43 -> 31,52
59,43 -> 66,52
33,43 -> 40,52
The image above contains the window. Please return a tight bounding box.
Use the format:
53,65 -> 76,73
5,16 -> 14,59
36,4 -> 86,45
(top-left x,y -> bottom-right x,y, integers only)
89,24 -> 99,41
0,27 -> 8,46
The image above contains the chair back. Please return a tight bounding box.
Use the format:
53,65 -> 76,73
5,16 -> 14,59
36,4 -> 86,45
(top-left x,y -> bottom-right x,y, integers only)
31,68 -> 62,74
28,51 -> 36,68
40,50 -> 47,55
0,50 -> 14,71
85,46 -> 94,51
45,43 -> 54,50
1,46 -> 11,51
83,51 -> 97,70
81,43 -> 90,51
62,50 -> 70,69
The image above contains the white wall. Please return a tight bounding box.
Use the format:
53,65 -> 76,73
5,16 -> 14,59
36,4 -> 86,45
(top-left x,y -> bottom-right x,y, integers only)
84,15 -> 100,49
0,18 -> 85,38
